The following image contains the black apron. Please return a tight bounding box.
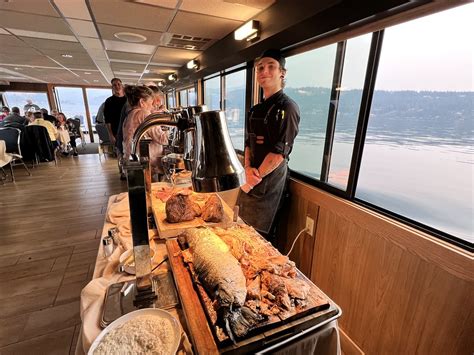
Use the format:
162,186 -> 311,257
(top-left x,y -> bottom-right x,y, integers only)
237,104 -> 288,234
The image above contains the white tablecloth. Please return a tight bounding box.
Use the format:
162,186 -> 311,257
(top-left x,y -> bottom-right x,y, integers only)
77,193 -> 192,354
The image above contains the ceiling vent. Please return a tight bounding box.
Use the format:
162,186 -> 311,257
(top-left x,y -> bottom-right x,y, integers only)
165,34 -> 211,50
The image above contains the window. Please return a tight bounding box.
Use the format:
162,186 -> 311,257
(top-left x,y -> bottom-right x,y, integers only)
203,76 -> 221,110
328,33 -> 372,188
167,91 -> 176,109
356,5 -> 473,243
187,87 -> 197,106
3,91 -> 50,115
55,87 -> 87,123
179,90 -> 188,107
224,69 -> 246,150
86,88 -> 110,124
55,87 -> 89,142
285,44 -> 338,179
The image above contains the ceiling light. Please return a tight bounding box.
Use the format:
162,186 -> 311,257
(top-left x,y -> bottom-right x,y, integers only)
184,45 -> 197,50
14,67 -> 23,71
61,54 -> 73,58
234,20 -> 259,41
84,72 -> 91,75
187,59 -> 199,70
114,32 -> 147,43
93,80 -> 99,82
168,73 -> 177,81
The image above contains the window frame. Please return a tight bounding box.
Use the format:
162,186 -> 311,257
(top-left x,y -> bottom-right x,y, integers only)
222,65 -> 248,152
285,27 -> 472,251
53,85 -> 95,142
202,74 -> 222,110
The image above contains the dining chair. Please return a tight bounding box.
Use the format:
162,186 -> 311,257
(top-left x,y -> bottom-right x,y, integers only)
0,127 -> 31,181
95,123 -> 114,160
67,118 -> 86,148
0,139 -> 14,184
24,125 -> 58,166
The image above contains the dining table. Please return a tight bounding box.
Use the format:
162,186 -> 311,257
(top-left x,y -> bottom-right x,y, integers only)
76,186 -> 342,355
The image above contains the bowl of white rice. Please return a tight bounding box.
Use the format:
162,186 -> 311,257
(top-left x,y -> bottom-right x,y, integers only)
89,309 -> 181,355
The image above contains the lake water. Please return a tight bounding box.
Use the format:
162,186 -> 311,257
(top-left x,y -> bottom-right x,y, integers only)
287,132 -> 473,243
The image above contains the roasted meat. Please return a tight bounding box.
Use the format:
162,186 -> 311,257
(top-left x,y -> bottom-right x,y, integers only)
201,194 -> 224,222
211,225 -> 310,321
184,227 -> 262,339
165,193 -> 201,223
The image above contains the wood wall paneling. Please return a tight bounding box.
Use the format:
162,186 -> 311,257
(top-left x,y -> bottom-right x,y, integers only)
284,179 -> 474,354
278,193 -> 318,278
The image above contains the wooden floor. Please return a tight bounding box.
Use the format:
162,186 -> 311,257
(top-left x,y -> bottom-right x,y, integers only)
0,154 -> 127,354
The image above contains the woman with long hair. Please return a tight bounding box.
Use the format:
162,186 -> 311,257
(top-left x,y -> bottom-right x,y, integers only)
122,85 -> 169,180
55,112 -> 71,155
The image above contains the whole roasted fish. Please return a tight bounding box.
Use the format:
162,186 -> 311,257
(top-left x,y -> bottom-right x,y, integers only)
186,227 -> 246,307
184,227 -> 262,339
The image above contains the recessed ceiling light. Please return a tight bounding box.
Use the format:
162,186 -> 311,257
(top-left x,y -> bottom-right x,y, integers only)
93,80 -> 99,82
61,54 -> 73,58
114,32 -> 147,43
84,72 -> 91,75
184,45 -> 196,50
14,67 -> 23,70
122,69 -> 137,73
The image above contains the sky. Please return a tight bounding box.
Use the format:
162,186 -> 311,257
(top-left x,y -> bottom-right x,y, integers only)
286,3 -> 473,92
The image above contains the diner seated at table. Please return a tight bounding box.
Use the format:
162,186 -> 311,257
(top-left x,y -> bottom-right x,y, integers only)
66,117 -> 81,156
0,106 -> 10,121
29,111 -> 59,148
40,108 -> 57,124
24,111 -> 35,125
2,107 -> 26,125
55,112 -> 72,155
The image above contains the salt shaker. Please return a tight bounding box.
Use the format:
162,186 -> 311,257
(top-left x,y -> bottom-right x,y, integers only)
102,235 -> 115,257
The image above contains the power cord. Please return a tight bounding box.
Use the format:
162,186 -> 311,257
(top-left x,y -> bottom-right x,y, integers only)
286,227 -> 310,257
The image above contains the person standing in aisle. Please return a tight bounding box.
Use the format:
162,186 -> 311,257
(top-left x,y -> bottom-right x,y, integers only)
237,49 -> 300,243
104,78 -> 127,147
23,99 -> 40,114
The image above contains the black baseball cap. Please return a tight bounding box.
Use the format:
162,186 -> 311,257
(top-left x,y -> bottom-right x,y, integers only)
258,48 -> 286,69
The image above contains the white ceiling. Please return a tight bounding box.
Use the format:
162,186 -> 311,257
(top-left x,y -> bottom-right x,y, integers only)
0,0 -> 274,87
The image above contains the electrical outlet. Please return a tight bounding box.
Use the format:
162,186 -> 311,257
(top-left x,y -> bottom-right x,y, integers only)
305,216 -> 315,236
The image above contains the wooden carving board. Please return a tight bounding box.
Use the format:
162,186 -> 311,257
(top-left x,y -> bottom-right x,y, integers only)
151,189 -> 234,238
166,238 -> 333,353
166,239 -> 219,354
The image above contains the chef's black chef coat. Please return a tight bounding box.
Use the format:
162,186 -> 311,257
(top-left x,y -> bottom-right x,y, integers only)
238,89 -> 300,235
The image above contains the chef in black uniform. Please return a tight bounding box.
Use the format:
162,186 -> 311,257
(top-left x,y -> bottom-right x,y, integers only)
237,49 -> 300,241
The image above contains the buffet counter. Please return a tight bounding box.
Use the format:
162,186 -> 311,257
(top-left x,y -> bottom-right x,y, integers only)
77,186 -> 341,354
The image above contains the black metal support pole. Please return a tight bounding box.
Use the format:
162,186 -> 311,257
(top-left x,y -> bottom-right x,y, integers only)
321,41 -> 346,182
346,30 -> 384,198
126,161 -> 154,296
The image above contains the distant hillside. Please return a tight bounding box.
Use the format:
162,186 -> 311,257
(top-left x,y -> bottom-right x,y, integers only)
180,86 -> 474,145
286,87 -> 474,144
